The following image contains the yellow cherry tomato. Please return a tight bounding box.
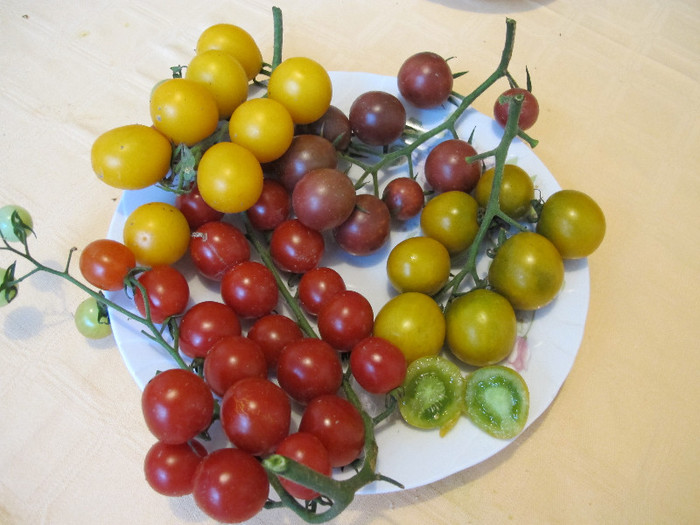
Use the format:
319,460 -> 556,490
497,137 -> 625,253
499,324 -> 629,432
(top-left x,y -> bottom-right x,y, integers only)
196,142 -> 264,213
268,57 -> 333,124
196,23 -> 262,81
186,50 -> 249,119
228,98 -> 294,163
150,78 -> 219,146
91,124 -> 172,190
386,236 -> 451,295
420,190 -> 479,255
373,292 -> 446,363
475,164 -> 534,220
123,202 -> 190,266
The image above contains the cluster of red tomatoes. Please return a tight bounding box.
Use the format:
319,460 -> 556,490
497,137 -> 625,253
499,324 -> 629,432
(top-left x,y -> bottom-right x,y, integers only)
78,15 -> 607,524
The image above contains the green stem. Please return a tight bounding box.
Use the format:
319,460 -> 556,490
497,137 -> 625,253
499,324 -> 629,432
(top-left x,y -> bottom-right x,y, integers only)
271,6 -> 283,69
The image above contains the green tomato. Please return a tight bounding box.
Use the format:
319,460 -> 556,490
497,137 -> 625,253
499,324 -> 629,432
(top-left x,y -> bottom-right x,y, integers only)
74,297 -> 112,339
474,164 -> 534,220
0,205 -> 33,243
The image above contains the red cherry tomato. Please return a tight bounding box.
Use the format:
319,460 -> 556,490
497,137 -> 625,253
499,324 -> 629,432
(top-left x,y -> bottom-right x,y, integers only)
297,267 -> 346,316
269,218 -> 325,273
144,440 -> 207,496
79,239 -> 136,291
189,221 -> 250,280
133,266 -> 190,324
178,301 -> 241,359
247,314 -> 304,370
175,185 -> 225,230
245,178 -> 290,231
275,432 -> 332,500
276,338 -> 343,403
317,290 -> 374,351
350,336 -> 407,394
220,261 -> 279,318
203,335 -> 267,397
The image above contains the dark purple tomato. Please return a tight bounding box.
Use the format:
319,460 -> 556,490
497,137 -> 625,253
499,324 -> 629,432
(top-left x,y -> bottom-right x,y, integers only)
382,177 -> 425,220
397,51 -> 454,109
349,91 -> 406,146
246,178 -> 290,231
296,105 -> 352,151
275,134 -> 338,192
493,87 -> 540,130
424,139 -> 482,193
334,194 -> 391,256
292,168 -> 357,231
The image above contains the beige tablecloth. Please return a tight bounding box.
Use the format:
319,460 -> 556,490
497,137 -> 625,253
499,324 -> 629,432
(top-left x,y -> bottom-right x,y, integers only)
1,1 -> 698,523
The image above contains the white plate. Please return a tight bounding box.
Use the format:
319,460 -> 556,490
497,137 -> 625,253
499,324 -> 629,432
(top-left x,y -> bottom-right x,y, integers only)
105,71 -> 589,495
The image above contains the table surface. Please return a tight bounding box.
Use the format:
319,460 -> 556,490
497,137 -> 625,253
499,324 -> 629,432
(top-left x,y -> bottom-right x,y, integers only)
1,1 -> 698,524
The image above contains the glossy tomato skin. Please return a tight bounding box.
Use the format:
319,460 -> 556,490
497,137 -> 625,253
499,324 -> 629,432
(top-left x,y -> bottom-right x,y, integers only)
190,221 -> 250,281
186,49 -> 248,119
267,56 -> 333,124
349,91 -> 407,146
123,202 -> 191,266
220,261 -> 278,318
424,139 -> 482,193
317,290 -> 374,352
74,297 -> 112,339
178,301 -> 241,359
269,219 -> 325,273
133,266 -> 190,324
296,105 -> 352,151
275,432 -> 332,500
292,168 -> 357,232
79,239 -> 136,291
276,338 -> 343,403
142,369 -> 214,444
420,190 -> 479,255
275,134 -> 338,192
297,267 -> 346,316
229,97 -> 295,163
195,23 -> 263,81
91,124 -> 172,190
203,335 -> 267,397
386,236 -> 451,295
382,177 -> 424,221
299,395 -> 365,468
333,194 -> 392,256
488,231 -> 565,311
245,178 -> 290,231
144,440 -> 207,497
494,87 -> 539,130
247,314 -> 304,370
474,164 -> 534,220
220,377 -> 291,456
175,185 -> 225,230
350,336 -> 407,394
397,51 -> 454,109
192,448 -> 269,523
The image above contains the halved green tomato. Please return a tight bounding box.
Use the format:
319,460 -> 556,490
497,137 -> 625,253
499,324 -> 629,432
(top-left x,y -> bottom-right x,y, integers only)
399,356 -> 465,435
464,365 -> 529,439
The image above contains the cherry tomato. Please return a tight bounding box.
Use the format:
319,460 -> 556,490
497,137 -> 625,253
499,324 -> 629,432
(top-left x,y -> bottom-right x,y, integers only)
195,23 -> 263,81
292,168 -> 357,232
373,292 -> 445,362
382,177 -> 424,221
122,202 -> 191,266
424,139 -> 482,193
268,56 -> 333,124
445,289 -> 517,366
247,314 -> 304,370
141,368 -> 214,444
276,338 -> 343,403
299,394 -> 365,468
175,184 -> 225,231
397,51 -> 454,109
196,141 -> 264,214
189,220 -> 250,280
150,78 -> 219,146
0,204 -> 33,243
296,105 -> 352,151
488,231 -> 564,311
133,266 -> 190,324
317,290 -> 374,352
178,301 -> 241,359
144,440 -> 207,497
245,178 -> 290,231
275,134 -> 338,192
350,336 -> 407,394
220,261 -> 279,319
297,267 -> 346,316
386,236 -> 451,295
474,164 -> 534,220
79,239 -> 136,291
269,219 -> 325,273
420,190 -> 479,255
192,448 -> 269,523
186,49 -> 249,118
333,194 -> 392,256
494,87 -> 539,130
91,124 -> 172,190
203,335 -> 267,397
275,432 -> 333,500
220,377 -> 291,456
229,97 -> 295,163
74,297 -> 112,339
349,91 -> 406,146
536,189 -> 606,259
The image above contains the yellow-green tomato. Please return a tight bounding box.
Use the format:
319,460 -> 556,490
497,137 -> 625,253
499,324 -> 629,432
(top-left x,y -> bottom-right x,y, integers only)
268,57 -> 333,124
196,23 -> 263,81
536,189 -> 606,259
186,50 -> 250,119
150,78 -> 219,146
475,164 -> 534,220
0,205 -> 33,243
420,191 -> 479,255
488,231 -> 564,311
196,142 -> 264,213
123,202 -> 191,266
91,124 -> 172,190
373,292 -> 445,363
74,297 -> 112,339
445,289 -> 517,366
386,236 -> 451,295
